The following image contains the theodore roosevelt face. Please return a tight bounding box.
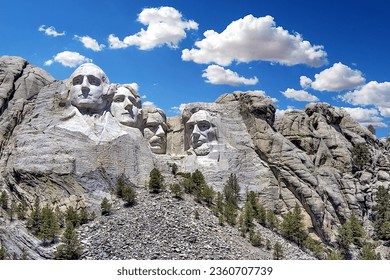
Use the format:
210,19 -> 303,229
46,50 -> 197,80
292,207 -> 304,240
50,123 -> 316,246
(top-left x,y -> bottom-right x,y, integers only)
111,86 -> 142,128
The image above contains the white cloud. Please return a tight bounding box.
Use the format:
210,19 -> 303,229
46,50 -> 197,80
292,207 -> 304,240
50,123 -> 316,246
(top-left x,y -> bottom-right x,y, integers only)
282,88 -> 319,102
142,101 -> 156,108
342,107 -> 387,128
110,6 -> 198,50
170,103 -> 188,114
74,35 -> 105,51
308,62 -> 365,91
108,34 -> 128,49
202,65 -> 258,86
341,81 -> 390,113
45,51 -> 92,67
300,76 -> 313,89
182,15 -> 327,67
38,25 -> 65,37
276,106 -> 295,117
122,83 -> 139,92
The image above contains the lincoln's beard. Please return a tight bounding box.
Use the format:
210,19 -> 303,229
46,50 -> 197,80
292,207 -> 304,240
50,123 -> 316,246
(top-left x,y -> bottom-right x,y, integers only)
193,143 -> 211,156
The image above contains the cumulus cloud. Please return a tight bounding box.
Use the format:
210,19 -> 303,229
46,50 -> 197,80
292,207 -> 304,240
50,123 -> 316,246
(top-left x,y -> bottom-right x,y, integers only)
300,76 -> 313,89
341,81 -> 390,115
142,101 -> 156,108
109,6 -> 198,50
170,103 -> 189,114
307,62 -> 365,91
44,51 -> 92,68
108,34 -> 128,49
275,106 -> 295,117
202,65 -> 258,86
38,25 -> 66,37
342,107 -> 387,128
74,35 -> 105,51
182,15 -> 327,67
282,88 -> 319,102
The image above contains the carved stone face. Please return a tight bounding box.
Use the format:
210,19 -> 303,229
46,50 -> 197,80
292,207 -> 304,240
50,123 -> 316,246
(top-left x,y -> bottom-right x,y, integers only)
111,86 -> 142,128
144,110 -> 167,154
69,63 -> 109,113
185,110 -> 217,156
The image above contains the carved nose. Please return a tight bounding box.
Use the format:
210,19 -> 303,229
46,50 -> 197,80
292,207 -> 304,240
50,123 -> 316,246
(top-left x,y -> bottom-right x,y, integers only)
192,124 -> 200,135
155,125 -> 165,137
81,86 -> 90,96
124,98 -> 133,110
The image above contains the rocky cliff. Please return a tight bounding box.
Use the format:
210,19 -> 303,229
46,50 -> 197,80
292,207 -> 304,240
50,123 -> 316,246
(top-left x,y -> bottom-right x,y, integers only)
0,56 -> 389,259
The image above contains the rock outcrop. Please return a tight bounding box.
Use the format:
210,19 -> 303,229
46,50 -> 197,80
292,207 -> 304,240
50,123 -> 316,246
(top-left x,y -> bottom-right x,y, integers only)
0,56 -> 389,259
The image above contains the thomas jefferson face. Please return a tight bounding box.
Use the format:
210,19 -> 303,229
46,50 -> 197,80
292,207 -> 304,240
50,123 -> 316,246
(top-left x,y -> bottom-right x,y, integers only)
144,110 -> 167,154
185,110 -> 217,156
69,63 -> 109,113
111,86 -> 141,128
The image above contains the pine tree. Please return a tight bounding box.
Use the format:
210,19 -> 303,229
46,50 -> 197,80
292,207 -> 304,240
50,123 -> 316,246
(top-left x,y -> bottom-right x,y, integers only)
100,197 -> 112,216
373,186 -> 390,240
39,205 -> 59,245
65,206 -> 80,228
223,174 -> 240,207
55,222 -> 82,260
249,230 -> 262,247
149,168 -> 164,193
281,204 -> 306,246
326,250 -> 344,260
241,200 -> 254,232
266,209 -> 279,230
224,202 -> 237,226
170,183 -> 183,199
351,143 -> 371,171
359,243 -> 381,260
122,186 -> 137,207
17,200 -> 28,220
0,246 -> 6,260
0,190 -> 8,210
273,242 -> 284,260
349,213 -> 365,246
202,185 -> 215,207
27,197 -> 42,235
79,207 -> 90,225
192,169 -> 206,203
171,163 -> 178,176
182,177 -> 196,194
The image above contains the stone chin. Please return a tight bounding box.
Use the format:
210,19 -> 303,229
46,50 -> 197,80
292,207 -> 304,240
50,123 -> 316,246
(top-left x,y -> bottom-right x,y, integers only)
148,140 -> 167,154
193,143 -> 211,156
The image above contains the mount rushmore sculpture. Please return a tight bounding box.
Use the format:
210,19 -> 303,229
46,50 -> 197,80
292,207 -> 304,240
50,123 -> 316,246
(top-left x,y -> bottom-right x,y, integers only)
1,56 -> 389,248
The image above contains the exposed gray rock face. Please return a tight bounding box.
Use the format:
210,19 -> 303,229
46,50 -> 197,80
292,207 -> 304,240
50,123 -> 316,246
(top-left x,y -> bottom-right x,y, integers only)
1,56 -> 389,259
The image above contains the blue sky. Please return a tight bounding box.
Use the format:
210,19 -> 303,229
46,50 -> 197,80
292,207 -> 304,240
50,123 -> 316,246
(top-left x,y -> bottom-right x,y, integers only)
1,0 -> 390,137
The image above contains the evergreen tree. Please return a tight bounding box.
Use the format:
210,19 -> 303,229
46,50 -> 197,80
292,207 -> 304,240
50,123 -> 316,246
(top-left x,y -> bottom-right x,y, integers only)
281,204 -> 306,246
216,192 -> 224,215
273,242 -> 284,260
0,190 -> 8,210
122,186 -> 137,207
224,202 -> 237,226
359,243 -> 381,260
116,175 -> 126,198
65,206 -> 80,228
249,230 -> 262,247
39,205 -> 59,245
326,250 -> 344,260
100,198 -> 112,216
349,213 -> 365,246
266,209 -> 279,230
0,246 -> 6,260
171,163 -> 178,176
27,197 -> 42,235
16,200 -> 28,220
241,200 -> 254,232
79,207 -> 90,225
170,184 -> 183,199
223,174 -> 240,207
202,185 -> 215,207
9,201 -> 17,221
182,177 -> 196,194
373,186 -> 390,240
55,222 -> 82,260
351,143 -> 371,171
149,168 -> 164,193
54,206 -> 65,228
192,169 -> 207,203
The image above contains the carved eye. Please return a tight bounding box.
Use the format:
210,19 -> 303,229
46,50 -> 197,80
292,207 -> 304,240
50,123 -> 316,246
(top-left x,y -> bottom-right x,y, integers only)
72,75 -> 84,85
87,75 -> 101,86
187,124 -> 194,131
114,96 -> 125,102
198,121 -> 210,131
